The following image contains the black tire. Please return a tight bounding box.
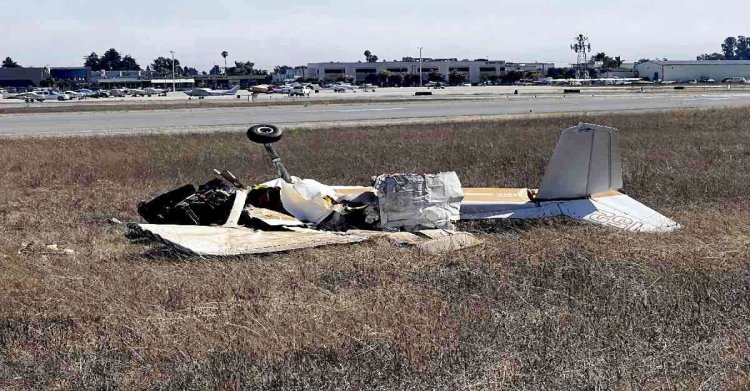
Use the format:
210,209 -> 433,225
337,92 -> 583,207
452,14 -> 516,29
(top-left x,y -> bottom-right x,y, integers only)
247,124 -> 282,144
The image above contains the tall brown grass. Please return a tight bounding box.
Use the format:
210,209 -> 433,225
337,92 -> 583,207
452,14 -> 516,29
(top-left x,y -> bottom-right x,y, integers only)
1,107 -> 749,389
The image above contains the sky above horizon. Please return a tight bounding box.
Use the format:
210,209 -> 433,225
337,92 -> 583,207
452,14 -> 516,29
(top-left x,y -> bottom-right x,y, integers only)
2,0 -> 748,71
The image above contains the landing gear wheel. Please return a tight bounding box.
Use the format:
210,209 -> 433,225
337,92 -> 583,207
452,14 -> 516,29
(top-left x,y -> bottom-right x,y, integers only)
247,124 -> 283,144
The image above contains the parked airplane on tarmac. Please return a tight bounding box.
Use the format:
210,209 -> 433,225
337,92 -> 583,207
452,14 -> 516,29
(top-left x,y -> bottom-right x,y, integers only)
184,85 -> 240,99
144,87 -> 168,96
7,90 -> 71,102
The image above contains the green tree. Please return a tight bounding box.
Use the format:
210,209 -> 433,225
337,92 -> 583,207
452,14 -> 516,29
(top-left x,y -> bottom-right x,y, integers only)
183,67 -> 199,76
209,65 -> 222,75
231,61 -> 255,76
697,52 -> 725,60
448,70 -> 467,85
592,52 -> 624,70
99,48 -> 123,71
546,67 -> 577,79
151,56 -> 182,77
736,36 -> 750,60
402,73 -> 421,86
427,72 -> 445,82
364,73 -> 379,84
389,73 -> 403,86
2,57 -> 20,68
120,55 -> 141,70
592,52 -> 607,62
84,52 -> 101,70
83,49 -> 139,70
364,50 -> 378,63
722,37 -> 738,60
221,51 -> 229,72
501,71 -> 524,84
377,69 -> 393,85
273,65 -> 292,75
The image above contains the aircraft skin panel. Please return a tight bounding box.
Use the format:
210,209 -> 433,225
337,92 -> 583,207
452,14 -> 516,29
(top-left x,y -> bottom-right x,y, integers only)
460,201 -> 562,220
129,224 -> 367,256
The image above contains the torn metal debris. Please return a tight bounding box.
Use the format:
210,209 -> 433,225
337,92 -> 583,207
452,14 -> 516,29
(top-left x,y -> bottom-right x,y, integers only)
127,122 -> 679,257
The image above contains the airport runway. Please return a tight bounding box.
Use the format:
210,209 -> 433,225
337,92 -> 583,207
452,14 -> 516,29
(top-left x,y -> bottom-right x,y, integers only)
3,92 -> 750,136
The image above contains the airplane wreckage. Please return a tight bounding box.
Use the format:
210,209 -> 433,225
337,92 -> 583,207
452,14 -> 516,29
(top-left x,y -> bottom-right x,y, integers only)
126,123 -> 680,256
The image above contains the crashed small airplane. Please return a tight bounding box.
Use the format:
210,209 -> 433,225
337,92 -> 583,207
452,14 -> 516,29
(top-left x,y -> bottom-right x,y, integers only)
127,123 -> 679,256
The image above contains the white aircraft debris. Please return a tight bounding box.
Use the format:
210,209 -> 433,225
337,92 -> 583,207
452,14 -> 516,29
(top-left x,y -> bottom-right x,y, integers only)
127,123 -> 679,257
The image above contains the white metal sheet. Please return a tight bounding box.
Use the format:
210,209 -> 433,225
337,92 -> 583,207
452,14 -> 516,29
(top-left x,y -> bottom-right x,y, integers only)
129,224 -> 367,256
560,194 -> 680,232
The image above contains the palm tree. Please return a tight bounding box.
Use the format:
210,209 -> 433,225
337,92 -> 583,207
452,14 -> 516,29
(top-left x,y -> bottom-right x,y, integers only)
221,51 -> 229,74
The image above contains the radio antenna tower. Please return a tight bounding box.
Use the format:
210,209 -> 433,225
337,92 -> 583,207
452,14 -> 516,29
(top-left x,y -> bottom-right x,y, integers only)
571,34 -> 592,79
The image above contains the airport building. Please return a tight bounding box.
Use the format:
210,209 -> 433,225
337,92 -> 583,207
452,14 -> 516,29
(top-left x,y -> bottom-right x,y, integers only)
0,67 -> 50,88
193,74 -> 269,89
91,70 -> 154,88
50,67 -> 91,82
634,60 -> 750,82
306,59 -> 513,83
505,62 -> 555,74
272,66 -> 308,83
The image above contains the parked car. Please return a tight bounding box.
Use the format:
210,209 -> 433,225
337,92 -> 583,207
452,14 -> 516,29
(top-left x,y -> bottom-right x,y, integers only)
77,89 -> 95,97
271,85 -> 292,94
722,77 -> 747,84
64,91 -> 85,100
109,89 -> 126,97
289,85 -> 313,97
92,90 -> 110,98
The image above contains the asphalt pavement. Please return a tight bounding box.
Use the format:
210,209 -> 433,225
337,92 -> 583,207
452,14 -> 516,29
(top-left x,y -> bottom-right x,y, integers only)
3,92 -> 750,136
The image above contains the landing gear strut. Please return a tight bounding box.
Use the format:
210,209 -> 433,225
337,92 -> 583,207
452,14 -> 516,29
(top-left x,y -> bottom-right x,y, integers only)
247,124 -> 291,183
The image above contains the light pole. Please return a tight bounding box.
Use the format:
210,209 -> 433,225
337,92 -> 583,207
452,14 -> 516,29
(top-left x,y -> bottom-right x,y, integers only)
418,47 -> 423,87
169,50 -> 176,92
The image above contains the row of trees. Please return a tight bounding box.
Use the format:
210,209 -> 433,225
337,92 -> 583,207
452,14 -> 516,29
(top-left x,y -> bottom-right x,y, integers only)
84,49 -> 140,71
80,49 -> 268,77
363,50 -> 379,63
698,36 -> 750,60
592,52 -> 624,70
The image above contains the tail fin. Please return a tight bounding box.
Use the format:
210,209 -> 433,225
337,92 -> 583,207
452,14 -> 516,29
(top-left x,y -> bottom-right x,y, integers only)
536,123 -> 623,200
226,85 -> 240,94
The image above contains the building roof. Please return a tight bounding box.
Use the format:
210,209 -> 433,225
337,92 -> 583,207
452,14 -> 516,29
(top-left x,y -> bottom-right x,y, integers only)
309,59 -> 506,66
645,60 -> 750,66
150,79 -> 195,83
95,78 -> 147,83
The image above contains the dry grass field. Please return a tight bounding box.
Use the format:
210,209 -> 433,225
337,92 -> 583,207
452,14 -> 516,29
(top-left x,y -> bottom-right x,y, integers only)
1,108 -> 749,390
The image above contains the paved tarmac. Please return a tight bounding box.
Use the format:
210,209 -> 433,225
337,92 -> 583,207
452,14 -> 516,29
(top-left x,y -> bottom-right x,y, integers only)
3,92 -> 750,136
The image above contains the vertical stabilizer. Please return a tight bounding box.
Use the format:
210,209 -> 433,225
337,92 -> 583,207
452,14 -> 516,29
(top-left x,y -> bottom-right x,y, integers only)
536,123 -> 622,200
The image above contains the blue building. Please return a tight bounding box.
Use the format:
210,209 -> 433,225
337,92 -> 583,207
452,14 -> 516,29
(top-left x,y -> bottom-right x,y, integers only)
50,67 -> 91,82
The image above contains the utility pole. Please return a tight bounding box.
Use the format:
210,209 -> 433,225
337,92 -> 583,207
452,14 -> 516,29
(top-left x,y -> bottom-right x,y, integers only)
418,47 -> 423,87
170,50 -> 176,92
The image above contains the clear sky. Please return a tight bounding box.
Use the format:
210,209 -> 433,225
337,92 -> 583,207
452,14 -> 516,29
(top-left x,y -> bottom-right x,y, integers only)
2,0 -> 747,71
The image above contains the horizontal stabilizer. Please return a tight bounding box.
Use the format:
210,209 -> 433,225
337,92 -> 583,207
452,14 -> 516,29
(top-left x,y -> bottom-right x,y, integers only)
559,193 -> 680,232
